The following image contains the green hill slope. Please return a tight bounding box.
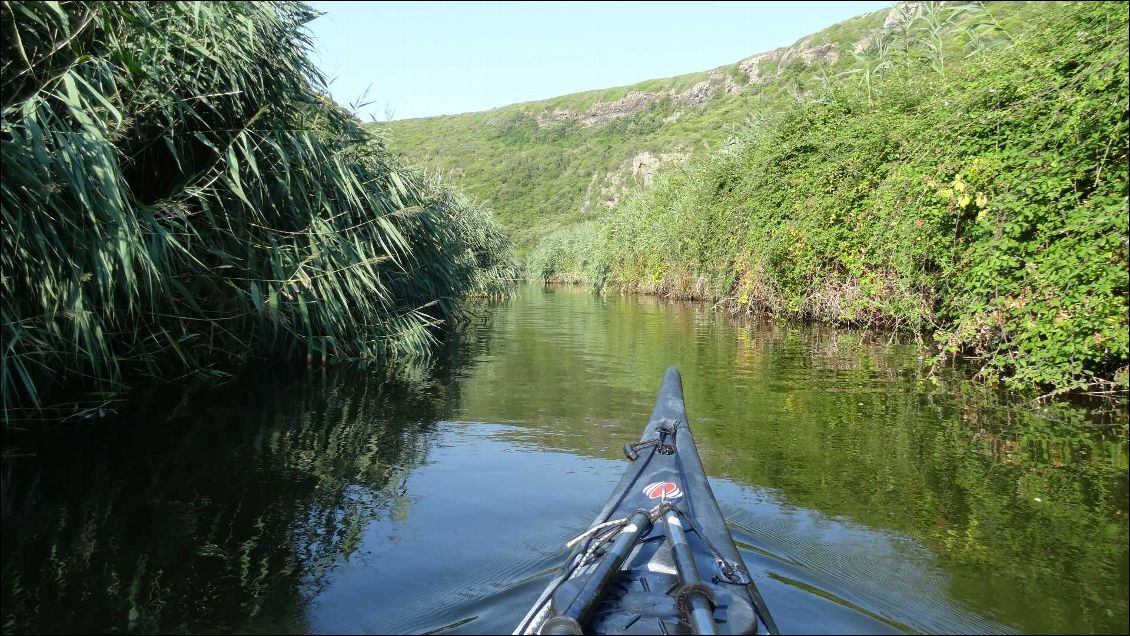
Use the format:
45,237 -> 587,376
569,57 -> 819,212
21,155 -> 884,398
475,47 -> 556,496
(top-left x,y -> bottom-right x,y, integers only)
383,2 -> 1042,249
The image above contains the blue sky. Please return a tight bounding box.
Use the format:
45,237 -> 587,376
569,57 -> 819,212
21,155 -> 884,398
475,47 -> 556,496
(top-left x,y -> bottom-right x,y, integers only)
305,1 -> 894,121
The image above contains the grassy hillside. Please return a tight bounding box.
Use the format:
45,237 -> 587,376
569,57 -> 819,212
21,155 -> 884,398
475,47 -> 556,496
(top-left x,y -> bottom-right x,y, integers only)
384,2 -> 1044,249
528,1 -> 1129,392
1,2 -> 516,420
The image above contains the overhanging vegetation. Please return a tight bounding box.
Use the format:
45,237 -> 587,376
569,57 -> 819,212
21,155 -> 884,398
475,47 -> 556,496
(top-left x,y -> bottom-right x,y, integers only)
1,1 -> 516,420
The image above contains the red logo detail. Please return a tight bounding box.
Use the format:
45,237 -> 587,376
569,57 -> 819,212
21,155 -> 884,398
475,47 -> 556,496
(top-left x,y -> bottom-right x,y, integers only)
643,481 -> 683,499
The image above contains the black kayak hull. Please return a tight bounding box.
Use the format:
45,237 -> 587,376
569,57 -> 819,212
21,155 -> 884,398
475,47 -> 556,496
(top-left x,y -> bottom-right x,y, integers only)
515,368 -> 777,635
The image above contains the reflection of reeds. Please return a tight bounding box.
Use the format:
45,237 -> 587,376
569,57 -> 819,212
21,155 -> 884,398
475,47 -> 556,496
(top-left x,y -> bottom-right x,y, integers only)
0,2 -> 516,421
0,356 -> 477,632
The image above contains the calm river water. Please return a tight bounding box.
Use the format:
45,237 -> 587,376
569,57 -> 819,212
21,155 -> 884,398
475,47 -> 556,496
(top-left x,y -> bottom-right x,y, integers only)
2,285 -> 1127,634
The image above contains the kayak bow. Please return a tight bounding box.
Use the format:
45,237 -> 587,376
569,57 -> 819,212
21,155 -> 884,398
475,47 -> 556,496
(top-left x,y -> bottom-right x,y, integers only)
515,368 -> 778,635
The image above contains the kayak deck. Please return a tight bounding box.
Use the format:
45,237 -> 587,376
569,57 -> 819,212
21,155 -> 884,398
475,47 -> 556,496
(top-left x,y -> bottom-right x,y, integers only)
515,368 -> 776,635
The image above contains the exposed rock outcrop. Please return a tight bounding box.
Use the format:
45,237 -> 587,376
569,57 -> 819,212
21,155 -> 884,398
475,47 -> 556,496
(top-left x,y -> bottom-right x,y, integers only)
581,150 -> 688,211
629,150 -> 686,186
883,2 -> 923,30
738,50 -> 781,83
675,81 -> 716,107
801,43 -> 839,65
630,151 -> 662,184
779,38 -> 840,68
854,3 -> 923,55
582,91 -> 668,126
535,80 -> 722,129
535,90 -> 666,128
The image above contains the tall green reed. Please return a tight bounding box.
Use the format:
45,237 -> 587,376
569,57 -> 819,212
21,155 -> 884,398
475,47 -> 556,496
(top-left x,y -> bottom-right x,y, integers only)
1,1 -> 515,421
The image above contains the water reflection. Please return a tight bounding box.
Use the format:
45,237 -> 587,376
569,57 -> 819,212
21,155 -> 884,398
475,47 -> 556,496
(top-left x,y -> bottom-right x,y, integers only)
1,359 -> 472,633
454,285 -> 1128,634
1,285 -> 1126,634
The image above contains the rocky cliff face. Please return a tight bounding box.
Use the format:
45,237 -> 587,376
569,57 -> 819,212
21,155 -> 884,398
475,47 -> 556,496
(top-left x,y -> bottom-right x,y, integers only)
534,80 -> 720,129
529,21 -> 870,133
738,50 -> 781,83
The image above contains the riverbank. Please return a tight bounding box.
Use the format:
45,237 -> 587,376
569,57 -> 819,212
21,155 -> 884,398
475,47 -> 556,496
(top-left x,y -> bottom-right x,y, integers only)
526,2 -> 1129,395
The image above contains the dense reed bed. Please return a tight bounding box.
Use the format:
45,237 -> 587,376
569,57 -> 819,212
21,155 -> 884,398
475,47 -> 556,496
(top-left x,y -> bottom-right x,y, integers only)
1,1 -> 516,421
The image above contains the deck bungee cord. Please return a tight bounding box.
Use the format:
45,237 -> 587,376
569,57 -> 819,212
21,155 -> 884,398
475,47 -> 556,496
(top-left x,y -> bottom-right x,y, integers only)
515,436 -> 660,634
515,369 -> 779,635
